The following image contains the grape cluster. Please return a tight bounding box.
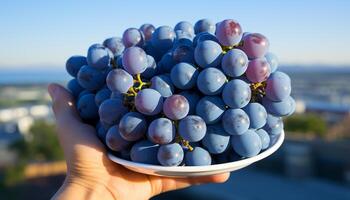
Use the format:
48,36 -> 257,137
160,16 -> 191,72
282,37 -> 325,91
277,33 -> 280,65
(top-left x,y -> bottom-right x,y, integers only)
65,19 -> 295,166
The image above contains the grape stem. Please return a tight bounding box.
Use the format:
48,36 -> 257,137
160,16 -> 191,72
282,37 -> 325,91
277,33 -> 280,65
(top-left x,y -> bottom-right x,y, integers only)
174,121 -> 194,151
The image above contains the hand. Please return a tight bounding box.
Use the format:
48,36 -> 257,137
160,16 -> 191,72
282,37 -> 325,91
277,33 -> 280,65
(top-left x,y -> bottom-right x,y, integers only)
48,83 -> 230,200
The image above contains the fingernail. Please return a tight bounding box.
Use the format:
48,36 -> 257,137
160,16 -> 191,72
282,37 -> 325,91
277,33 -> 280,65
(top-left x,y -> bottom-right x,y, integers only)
48,84 -> 59,100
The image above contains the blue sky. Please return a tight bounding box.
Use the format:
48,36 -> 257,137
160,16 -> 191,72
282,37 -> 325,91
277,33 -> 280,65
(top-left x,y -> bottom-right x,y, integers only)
0,0 -> 349,69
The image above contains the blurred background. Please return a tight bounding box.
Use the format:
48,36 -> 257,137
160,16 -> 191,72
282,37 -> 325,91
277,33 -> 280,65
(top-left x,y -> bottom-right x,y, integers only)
1,0 -> 350,199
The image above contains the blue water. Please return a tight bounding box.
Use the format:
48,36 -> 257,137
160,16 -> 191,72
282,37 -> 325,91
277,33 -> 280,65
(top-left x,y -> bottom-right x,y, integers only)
0,68 -> 70,84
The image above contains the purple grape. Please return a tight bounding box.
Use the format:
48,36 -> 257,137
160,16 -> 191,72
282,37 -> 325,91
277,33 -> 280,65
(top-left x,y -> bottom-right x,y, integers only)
122,47 -> 148,75
194,40 -> 222,68
77,93 -> 99,120
196,67 -> 227,95
151,26 -> 176,53
174,21 -> 194,37
170,62 -> 199,89
106,68 -> 133,93
94,88 -> 112,106
66,56 -> 87,77
119,112 -> 147,142
231,129 -> 262,157
163,94 -> 189,120
240,33 -> 269,59
87,45 -> 111,70
147,118 -> 175,144
122,28 -> 144,47
222,109 -> 250,135
106,125 -> 130,152
103,37 -> 125,56
98,98 -> 128,126
157,143 -> 184,166
139,24 -> 155,41
135,88 -> 163,116
246,58 -> 271,83
215,19 -> 243,46
178,115 -> 206,142
150,74 -> 174,97
185,147 -> 211,166
265,71 -> 291,101
130,140 -> 159,165
77,65 -> 107,91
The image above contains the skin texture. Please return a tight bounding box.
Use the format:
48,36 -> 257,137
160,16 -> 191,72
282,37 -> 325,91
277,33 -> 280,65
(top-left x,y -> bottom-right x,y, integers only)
48,83 -> 230,200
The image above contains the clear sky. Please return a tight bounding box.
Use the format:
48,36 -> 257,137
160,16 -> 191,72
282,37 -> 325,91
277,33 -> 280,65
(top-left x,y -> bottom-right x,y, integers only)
0,0 -> 349,69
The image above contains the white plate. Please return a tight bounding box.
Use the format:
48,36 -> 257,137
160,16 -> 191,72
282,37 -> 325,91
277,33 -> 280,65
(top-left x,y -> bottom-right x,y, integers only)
108,130 -> 284,177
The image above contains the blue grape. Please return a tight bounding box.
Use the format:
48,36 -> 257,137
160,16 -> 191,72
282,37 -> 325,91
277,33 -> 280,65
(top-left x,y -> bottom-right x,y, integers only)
139,24 -> 155,41
179,91 -> 201,115
130,140 -> 159,165
243,103 -> 267,129
214,148 -> 241,164
174,30 -> 193,48
106,125 -> 130,152
197,67 -> 226,95
151,26 -> 176,53
196,96 -> 225,124
95,88 -> 112,106
67,79 -> 84,98
265,71 -> 291,101
158,52 -> 176,73
185,147 -> 211,166
265,52 -> 278,73
215,19 -> 243,46
119,112 -> 147,142
193,32 -> 219,47
122,28 -> 144,47
66,56 -> 87,77
262,96 -> 295,117
99,98 -> 128,126
147,118 -> 175,144
106,68 -> 134,93
77,93 -> 99,120
163,95 -> 189,120
110,91 -> 123,100
194,19 -> 215,34
174,21 -> 194,37
194,40 -> 222,68
231,129 -> 262,157
221,49 -> 248,77
103,37 -> 125,57
87,45 -> 111,70
135,89 -> 163,115
222,79 -> 251,108
122,47 -> 148,75
178,115 -> 206,142
144,41 -> 162,62
77,65 -> 107,91
96,122 -> 107,143
222,109 -> 250,135
157,143 -> 184,166
172,45 -> 195,64
150,74 -> 174,97
256,129 -> 270,150
170,62 -> 199,89
202,124 -> 230,154
142,55 -> 158,79
78,90 -> 92,99
263,114 -> 283,135
287,97 -> 296,116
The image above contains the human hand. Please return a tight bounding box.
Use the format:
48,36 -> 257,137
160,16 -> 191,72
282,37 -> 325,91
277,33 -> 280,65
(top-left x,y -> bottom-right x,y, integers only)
48,83 -> 230,200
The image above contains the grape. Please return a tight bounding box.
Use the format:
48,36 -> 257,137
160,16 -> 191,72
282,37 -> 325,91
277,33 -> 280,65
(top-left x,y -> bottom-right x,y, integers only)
150,74 -> 174,97
262,96 -> 295,117
240,33 -> 269,59
78,90 -> 92,99
178,115 -> 206,142
135,89 -> 163,115
222,109 -> 250,135
179,91 -> 201,115
263,114 -> 283,135
119,112 -> 148,142
106,125 -> 130,152
215,19 -> 243,46
96,123 -> 107,143
231,129 -> 262,157
202,124 -> 230,154
95,88 -> 112,106
103,37 -> 125,57
174,30 -> 193,48
221,49 -> 248,77
142,55 -> 158,79
158,52 -> 176,73
287,97 -> 296,116
265,52 -> 278,73
222,79 -> 251,108
265,71 -> 291,101
110,91 -> 123,100
67,78 -> 84,98
256,129 -> 270,150
147,118 -> 175,144
172,45 -> 195,64
170,62 -> 199,89
185,147 -> 212,166
194,19 -> 215,34
163,95 -> 189,120
197,67 -> 226,95
151,26 -> 176,53
243,103 -> 267,129
194,40 -> 222,68
246,58 -> 271,83
139,24 -> 155,41
122,28 -> 144,47
106,68 -> 134,93
99,99 -> 128,126
214,148 -> 241,164
87,45 -> 111,70
77,65 -> 107,91
196,96 -> 225,124
77,93 -> 99,120
157,143 -> 184,166
130,140 -> 159,165
122,47 -> 148,75
144,41 -> 162,62
174,21 -> 194,37
66,56 -> 87,77
193,32 -> 219,47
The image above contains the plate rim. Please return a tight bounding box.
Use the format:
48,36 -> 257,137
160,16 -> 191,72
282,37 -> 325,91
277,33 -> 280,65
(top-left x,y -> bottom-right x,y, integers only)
108,130 -> 284,172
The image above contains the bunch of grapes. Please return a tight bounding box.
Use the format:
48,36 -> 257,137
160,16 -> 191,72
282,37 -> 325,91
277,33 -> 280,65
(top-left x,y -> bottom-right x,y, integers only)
65,19 -> 295,166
